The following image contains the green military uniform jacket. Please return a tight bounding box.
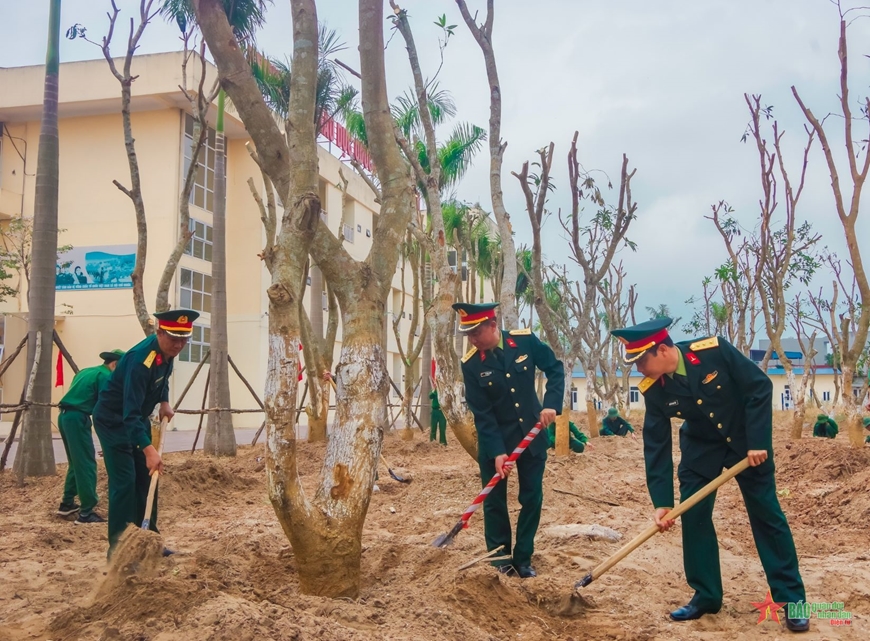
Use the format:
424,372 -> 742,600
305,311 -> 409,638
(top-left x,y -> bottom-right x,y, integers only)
545,420 -> 587,452
812,417 -> 838,438
639,336 -> 772,508
461,328 -> 564,461
93,334 -> 173,449
60,364 -> 113,414
600,415 -> 634,436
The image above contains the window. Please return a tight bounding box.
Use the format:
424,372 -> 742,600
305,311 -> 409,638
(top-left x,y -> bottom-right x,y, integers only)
822,390 -> 831,401
630,387 -> 640,404
179,268 -> 212,314
179,325 -> 210,363
342,224 -> 354,243
184,219 -> 213,262
183,113 -> 217,212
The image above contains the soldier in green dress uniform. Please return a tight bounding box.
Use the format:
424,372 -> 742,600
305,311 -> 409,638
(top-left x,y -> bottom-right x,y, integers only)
93,310 -> 198,556
811,413 -> 838,439
429,388 -> 447,445
455,302 -> 564,579
600,407 -> 635,437
611,318 -> 809,632
56,349 -> 125,523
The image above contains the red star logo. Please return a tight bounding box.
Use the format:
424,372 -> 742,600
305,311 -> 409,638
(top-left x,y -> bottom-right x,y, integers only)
506,338 -> 517,348
751,590 -> 786,624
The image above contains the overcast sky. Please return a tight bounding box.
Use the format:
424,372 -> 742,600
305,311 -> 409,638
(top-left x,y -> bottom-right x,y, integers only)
4,1 -> 870,342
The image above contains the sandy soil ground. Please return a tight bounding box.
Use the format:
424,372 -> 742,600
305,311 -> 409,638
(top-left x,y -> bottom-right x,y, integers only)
1,412 -> 868,641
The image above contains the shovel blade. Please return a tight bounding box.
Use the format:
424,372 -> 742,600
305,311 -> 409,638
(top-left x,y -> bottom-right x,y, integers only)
574,573 -> 593,589
388,468 -> 411,484
432,532 -> 453,548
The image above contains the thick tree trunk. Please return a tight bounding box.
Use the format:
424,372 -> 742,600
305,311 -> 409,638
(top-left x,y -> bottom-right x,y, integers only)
554,359 -> 574,456
841,366 -> 863,447
420,257 -> 433,429
205,96 -> 236,457
307,264 -> 329,442
17,0 -> 61,478
792,368 -> 811,440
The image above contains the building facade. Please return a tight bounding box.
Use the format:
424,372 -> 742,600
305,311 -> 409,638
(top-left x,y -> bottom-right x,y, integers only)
0,52 -> 449,435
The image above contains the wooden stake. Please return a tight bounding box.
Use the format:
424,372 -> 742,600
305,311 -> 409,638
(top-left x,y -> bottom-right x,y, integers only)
0,335 -> 27,381
190,368 -> 211,453
174,350 -> 209,411
457,545 -> 506,571
14,331 -> 42,483
52,330 -> 79,374
552,487 -> 620,507
227,354 -> 265,409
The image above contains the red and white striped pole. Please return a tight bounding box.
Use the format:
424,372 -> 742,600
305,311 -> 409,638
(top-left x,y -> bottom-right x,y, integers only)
433,422 -> 543,547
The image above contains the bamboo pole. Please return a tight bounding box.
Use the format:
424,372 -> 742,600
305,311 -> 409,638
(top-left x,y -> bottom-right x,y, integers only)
190,368 -> 211,453
174,350 -> 210,411
0,335 -> 27,381
14,331 -> 42,483
227,353 -> 264,409
52,330 -> 79,374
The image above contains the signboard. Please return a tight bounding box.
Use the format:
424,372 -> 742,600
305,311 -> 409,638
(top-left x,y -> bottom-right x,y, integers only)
56,245 -> 136,290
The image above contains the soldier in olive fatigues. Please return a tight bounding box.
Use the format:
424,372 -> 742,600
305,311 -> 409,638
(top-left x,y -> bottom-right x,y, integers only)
93,310 -> 197,555
600,407 -> 635,437
545,420 -> 587,453
56,349 -> 125,523
455,302 -> 564,579
812,414 -> 838,439
863,417 -> 870,444
611,318 -> 808,632
429,389 -> 447,445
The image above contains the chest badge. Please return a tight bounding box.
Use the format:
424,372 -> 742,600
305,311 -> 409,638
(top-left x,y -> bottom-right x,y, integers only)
515,354 -> 528,364
480,371 -> 493,378
668,400 -> 679,407
702,371 -> 718,385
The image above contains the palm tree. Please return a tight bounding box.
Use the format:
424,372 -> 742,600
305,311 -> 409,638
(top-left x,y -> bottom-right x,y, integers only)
17,0 -> 62,478
160,0 -> 271,456
250,24 -> 358,134
646,303 -> 681,328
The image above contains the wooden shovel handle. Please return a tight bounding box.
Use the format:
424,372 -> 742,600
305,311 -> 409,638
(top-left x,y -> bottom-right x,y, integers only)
141,417 -> 169,530
586,457 -> 750,583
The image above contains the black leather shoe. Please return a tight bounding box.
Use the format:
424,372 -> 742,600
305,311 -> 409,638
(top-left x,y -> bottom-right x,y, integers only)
496,564 -> 516,575
162,548 -> 175,557
785,617 -> 810,632
669,603 -> 721,621
514,564 -> 537,579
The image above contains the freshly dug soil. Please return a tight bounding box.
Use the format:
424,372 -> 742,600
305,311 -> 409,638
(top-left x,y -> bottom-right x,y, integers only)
0,413 -> 866,640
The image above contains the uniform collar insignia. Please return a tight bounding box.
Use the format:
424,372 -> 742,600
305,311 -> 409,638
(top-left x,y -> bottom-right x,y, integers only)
686,352 -> 701,365
506,337 -> 517,348
702,371 -> 718,384
155,353 -> 163,366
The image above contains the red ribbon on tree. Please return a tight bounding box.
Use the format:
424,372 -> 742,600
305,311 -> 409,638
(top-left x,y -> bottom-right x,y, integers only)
55,351 -> 64,387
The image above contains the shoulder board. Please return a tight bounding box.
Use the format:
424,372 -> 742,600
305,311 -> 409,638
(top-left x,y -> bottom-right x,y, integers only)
509,327 -> 532,336
637,377 -> 656,394
689,337 -> 719,352
461,346 -> 478,363
143,350 -> 157,368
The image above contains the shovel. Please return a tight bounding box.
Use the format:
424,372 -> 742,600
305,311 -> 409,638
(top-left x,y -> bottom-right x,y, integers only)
327,377 -> 411,484
433,422 -> 543,548
141,417 -> 169,531
574,457 -> 750,588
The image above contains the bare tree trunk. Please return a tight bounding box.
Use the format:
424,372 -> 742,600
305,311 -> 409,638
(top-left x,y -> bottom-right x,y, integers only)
204,93 -> 236,457
585,374 -> 599,438
391,3 -> 477,459
18,0 -> 61,478
455,0 -> 518,328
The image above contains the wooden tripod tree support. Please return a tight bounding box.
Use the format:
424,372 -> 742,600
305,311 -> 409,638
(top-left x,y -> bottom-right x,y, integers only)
388,374 -> 425,432
190,368 -> 211,453
1,332 -> 42,476
0,335 -> 29,472
52,330 -> 79,375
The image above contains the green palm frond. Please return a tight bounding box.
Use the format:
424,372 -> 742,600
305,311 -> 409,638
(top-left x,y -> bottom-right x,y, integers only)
159,0 -> 270,43
438,122 -> 486,190
250,54 -> 291,118
391,85 -> 457,140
